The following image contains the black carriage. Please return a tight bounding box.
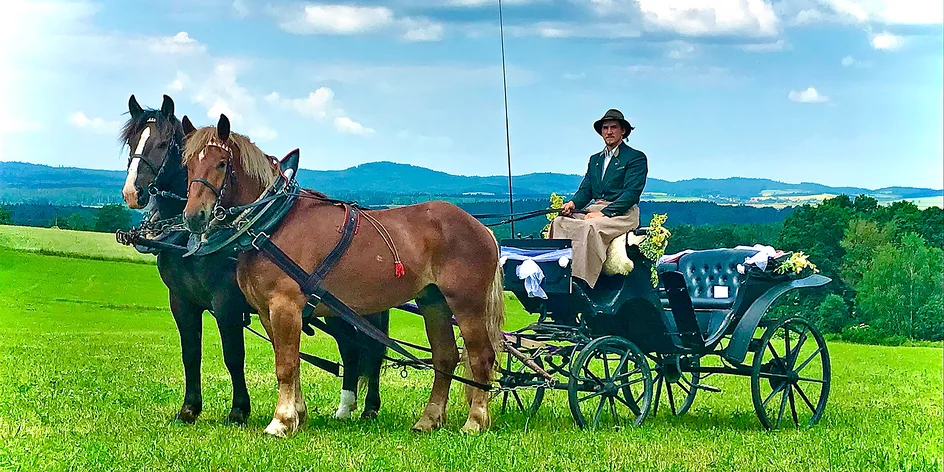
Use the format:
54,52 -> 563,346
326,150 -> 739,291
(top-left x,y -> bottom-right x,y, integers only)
495,230 -> 832,430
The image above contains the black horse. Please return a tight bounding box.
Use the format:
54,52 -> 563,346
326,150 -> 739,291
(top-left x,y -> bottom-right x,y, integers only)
118,94 -> 389,423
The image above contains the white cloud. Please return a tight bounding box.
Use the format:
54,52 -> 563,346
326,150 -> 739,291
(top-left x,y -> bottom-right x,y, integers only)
192,60 -> 254,124
789,86 -> 829,103
207,101 -> 241,122
666,40 -> 695,58
870,31 -> 904,50
402,18 -> 445,41
269,87 -> 375,135
278,5 -> 394,34
334,117 -> 375,135
279,88 -> 336,119
68,111 -> 120,133
273,4 -> 445,41
502,21 -> 641,39
634,0 -> 779,36
444,0 -> 538,5
816,0 -> 943,25
741,39 -> 787,52
840,55 -> 871,67
149,32 -> 206,55
233,0 -> 250,18
168,71 -> 189,91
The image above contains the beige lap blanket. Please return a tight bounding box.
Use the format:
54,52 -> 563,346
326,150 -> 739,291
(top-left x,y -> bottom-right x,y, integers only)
548,200 -> 640,288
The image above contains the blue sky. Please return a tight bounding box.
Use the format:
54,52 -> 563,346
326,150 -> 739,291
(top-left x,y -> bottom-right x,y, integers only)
1,0 -> 942,189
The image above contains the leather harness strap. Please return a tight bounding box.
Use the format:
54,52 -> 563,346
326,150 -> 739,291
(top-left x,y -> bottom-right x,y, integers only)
247,209 -> 493,392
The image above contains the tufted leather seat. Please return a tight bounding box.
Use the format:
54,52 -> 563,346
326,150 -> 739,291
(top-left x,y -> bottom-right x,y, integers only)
672,249 -> 757,309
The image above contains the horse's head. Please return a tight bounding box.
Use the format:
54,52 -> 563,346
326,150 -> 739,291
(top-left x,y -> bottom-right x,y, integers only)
118,94 -> 187,209
182,113 -> 278,233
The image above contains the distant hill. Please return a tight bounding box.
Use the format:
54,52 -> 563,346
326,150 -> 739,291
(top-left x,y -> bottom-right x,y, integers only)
1,160 -> 940,208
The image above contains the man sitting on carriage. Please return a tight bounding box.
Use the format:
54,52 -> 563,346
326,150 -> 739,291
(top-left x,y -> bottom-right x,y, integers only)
550,108 -> 648,289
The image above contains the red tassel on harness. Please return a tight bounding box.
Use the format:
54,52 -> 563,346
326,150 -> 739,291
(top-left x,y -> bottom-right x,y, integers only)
395,261 -> 405,278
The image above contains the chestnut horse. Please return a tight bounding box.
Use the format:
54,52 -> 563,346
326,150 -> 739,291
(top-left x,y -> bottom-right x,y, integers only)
181,114 -> 505,437
118,95 -> 389,424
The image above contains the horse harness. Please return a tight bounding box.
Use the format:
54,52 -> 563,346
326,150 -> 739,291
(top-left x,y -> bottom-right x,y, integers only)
178,146 -> 494,392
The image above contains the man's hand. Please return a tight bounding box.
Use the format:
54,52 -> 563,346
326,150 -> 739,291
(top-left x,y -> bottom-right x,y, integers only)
560,201 -> 576,216
585,211 -> 605,219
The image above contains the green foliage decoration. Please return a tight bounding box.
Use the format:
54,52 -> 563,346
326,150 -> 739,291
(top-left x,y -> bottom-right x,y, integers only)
639,213 -> 671,287
540,192 -> 564,239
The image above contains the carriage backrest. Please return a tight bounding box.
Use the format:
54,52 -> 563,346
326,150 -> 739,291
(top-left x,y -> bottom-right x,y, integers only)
672,248 -> 758,309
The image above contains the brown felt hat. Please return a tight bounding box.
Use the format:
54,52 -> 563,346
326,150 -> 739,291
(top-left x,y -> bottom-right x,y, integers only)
593,108 -> 634,139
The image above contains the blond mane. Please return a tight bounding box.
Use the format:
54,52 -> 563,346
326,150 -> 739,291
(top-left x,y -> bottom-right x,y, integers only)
183,126 -> 278,188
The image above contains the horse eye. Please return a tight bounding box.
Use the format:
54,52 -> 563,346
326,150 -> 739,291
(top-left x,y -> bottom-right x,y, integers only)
216,161 -> 226,170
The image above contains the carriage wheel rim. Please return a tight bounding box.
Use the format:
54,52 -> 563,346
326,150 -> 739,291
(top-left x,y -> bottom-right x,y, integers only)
567,336 -> 653,429
750,315 -> 831,430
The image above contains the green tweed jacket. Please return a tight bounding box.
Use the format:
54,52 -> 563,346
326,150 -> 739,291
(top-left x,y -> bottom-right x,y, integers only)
570,142 -> 648,217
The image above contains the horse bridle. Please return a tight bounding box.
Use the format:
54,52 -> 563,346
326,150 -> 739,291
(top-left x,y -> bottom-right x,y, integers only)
127,123 -> 186,202
189,138 -> 238,221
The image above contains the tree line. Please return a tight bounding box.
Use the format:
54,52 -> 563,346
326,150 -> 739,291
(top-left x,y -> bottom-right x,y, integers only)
0,203 -> 134,233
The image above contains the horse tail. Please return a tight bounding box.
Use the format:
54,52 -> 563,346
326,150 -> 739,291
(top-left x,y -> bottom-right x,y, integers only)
461,229 -> 506,405
485,254 -> 506,363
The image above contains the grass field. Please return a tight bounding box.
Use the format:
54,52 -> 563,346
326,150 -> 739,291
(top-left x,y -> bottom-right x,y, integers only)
0,226 -> 155,264
0,226 -> 941,471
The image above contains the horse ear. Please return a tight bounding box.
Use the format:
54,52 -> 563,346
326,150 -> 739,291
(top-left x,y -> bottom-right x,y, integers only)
217,114 -> 230,141
161,94 -> 175,117
182,115 -> 196,135
128,94 -> 143,119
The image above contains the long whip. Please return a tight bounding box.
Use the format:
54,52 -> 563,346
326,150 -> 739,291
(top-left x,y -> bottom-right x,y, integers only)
498,0 -> 515,236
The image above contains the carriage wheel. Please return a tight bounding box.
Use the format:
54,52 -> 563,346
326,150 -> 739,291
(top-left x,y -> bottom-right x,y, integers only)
498,351 -> 546,416
750,315 -> 831,430
650,353 -> 700,417
568,336 -> 653,429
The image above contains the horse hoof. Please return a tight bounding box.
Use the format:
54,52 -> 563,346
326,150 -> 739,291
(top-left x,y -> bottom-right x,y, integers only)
411,415 -> 442,432
360,410 -> 378,420
460,419 -> 487,434
176,404 -> 202,424
264,419 -> 292,438
227,407 -> 250,425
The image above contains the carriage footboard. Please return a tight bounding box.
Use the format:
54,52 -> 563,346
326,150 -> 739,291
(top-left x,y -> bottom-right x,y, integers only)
723,274 -> 831,364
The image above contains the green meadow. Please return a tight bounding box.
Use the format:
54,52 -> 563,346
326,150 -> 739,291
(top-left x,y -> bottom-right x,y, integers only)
0,226 -> 940,471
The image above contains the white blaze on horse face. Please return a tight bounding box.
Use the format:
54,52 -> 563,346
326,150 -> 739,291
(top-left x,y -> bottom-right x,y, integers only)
134,126 -> 151,155
122,126 -> 152,206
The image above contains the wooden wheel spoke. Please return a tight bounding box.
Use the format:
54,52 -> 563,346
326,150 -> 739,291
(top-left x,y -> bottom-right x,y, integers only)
766,341 -> 782,361
789,385 -> 800,427
762,382 -> 786,408
794,383 -> 818,413
666,382 -> 677,414
578,389 -> 605,403
609,397 -> 619,422
593,396 -> 606,428
614,392 -> 636,411
775,384 -> 789,429
788,329 -> 809,366
512,391 -> 526,410
797,376 -> 827,384
794,347 -> 823,374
